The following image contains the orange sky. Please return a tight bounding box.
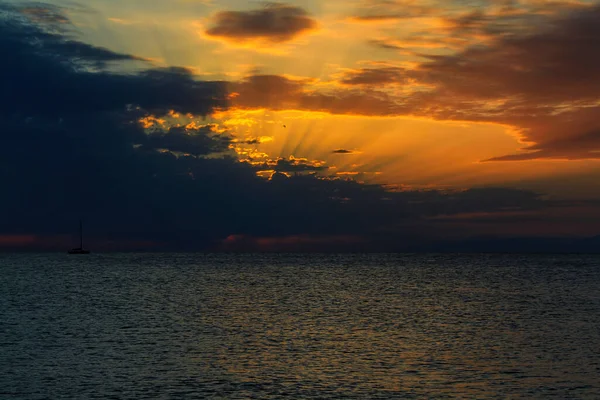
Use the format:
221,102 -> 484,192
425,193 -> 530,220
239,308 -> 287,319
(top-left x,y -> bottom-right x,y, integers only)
17,0 -> 600,197
6,0 -> 600,251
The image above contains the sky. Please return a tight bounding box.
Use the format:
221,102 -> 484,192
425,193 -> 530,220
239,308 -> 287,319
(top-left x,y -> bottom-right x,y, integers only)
2,0 -> 600,251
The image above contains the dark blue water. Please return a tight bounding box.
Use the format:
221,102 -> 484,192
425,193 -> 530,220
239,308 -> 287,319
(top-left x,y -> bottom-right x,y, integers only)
1,253 -> 599,399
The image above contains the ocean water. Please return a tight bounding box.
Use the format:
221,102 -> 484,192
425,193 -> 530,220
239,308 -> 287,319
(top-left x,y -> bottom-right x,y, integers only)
1,253 -> 599,399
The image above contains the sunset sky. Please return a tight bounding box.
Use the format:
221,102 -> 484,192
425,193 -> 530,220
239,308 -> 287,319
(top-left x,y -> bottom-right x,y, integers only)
2,0 -> 600,251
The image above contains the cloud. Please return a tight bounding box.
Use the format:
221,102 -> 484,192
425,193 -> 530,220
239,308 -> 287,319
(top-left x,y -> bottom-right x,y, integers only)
484,128 -> 600,161
19,4 -> 71,25
0,3 -> 227,118
0,1 -> 234,244
229,74 -> 407,116
412,3 -> 600,160
228,74 -> 306,109
0,1 -> 590,251
419,5 -> 600,102
143,125 -> 232,156
217,2 -> 600,160
204,3 -> 317,45
341,2 -> 600,161
228,2 -> 600,159
248,156 -> 328,174
332,149 -> 360,154
368,39 -> 406,51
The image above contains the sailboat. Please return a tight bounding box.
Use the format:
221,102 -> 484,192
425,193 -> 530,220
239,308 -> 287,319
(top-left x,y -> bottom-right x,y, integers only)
68,220 -> 90,254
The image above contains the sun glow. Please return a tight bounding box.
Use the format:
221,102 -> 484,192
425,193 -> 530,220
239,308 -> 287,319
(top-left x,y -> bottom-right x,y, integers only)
49,0 -> 600,198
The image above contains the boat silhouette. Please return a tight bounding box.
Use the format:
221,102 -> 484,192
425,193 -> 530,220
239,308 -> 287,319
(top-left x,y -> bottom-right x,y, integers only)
68,220 -> 90,254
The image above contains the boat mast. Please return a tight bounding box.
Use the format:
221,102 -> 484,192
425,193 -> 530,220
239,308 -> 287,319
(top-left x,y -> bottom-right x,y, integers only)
80,219 -> 83,249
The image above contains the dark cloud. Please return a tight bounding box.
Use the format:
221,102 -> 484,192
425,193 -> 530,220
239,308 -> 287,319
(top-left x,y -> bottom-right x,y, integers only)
0,3 -> 227,118
0,1 -> 232,247
441,8 -> 552,40
0,1 -> 580,252
205,3 -> 317,44
144,125 -> 232,156
4,3 -> 141,67
240,138 -> 261,145
46,39 -> 146,66
419,5 -> 600,102
332,149 -> 359,154
249,156 -> 328,174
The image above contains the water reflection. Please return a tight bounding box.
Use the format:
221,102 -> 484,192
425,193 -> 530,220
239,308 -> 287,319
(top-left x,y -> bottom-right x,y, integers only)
0,253 -> 599,398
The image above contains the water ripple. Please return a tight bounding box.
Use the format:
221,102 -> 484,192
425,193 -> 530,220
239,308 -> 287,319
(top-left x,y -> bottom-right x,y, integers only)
1,253 -> 599,398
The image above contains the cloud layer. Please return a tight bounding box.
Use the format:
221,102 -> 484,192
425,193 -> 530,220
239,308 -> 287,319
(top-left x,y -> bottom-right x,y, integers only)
2,1 -> 598,251
211,2 -> 600,161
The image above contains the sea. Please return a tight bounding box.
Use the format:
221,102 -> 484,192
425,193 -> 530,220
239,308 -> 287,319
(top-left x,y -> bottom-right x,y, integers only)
1,253 -> 599,399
